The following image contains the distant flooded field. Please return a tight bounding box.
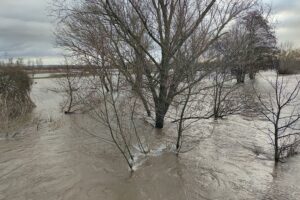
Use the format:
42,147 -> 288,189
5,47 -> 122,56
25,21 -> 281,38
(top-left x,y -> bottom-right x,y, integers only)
0,72 -> 300,200
30,73 -> 66,79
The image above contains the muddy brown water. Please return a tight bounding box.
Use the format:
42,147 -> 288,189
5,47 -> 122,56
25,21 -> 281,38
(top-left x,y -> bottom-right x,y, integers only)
0,76 -> 300,200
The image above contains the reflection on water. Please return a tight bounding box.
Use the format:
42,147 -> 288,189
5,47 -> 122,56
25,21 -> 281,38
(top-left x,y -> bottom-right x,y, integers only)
0,77 -> 300,200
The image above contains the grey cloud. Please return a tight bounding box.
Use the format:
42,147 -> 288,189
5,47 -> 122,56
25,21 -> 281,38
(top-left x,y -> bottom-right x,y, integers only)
0,0 -> 62,64
0,0 -> 300,64
272,0 -> 300,14
0,0 -> 51,23
262,0 -> 300,47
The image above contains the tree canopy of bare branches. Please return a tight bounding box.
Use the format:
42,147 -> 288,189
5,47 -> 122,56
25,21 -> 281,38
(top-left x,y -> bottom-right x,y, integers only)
53,0 -> 257,128
255,73 -> 300,162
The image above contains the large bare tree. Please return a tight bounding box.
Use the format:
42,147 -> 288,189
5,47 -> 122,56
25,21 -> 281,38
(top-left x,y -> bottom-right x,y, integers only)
53,0 -> 256,128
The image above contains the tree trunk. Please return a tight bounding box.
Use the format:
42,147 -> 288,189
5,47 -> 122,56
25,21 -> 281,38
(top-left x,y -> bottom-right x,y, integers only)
274,130 -> 279,163
155,98 -> 169,128
131,78 -> 151,117
213,83 -> 219,120
249,71 -> 256,80
139,92 -> 151,117
236,70 -> 245,84
66,90 -> 73,113
100,75 -> 109,92
275,150 -> 279,163
65,76 -> 73,114
155,114 -> 165,129
154,61 -> 169,128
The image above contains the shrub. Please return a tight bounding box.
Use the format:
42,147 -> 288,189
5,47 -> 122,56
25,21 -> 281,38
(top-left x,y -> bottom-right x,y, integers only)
0,67 -> 35,120
278,45 -> 300,75
277,66 -> 296,75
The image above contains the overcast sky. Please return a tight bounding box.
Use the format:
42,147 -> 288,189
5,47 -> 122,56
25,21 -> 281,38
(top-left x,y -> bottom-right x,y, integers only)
0,0 -> 299,65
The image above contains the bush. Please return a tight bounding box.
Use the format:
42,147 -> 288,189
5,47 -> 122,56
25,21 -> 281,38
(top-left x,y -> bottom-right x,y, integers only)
277,60 -> 300,75
277,66 -> 296,75
0,67 -> 35,120
278,45 -> 300,75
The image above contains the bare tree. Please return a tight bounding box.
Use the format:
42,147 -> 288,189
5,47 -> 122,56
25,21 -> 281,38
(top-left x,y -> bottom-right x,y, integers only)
53,0 -> 257,128
210,62 -> 242,119
170,65 -> 212,152
56,63 -> 83,114
82,67 -> 149,170
254,73 -> 300,162
172,72 -> 195,152
171,46 -> 243,125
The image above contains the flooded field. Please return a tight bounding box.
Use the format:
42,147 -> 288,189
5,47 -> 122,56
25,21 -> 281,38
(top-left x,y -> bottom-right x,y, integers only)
0,73 -> 300,200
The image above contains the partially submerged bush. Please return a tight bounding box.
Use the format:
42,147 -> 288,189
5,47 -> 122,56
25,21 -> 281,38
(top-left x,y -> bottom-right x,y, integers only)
0,67 -> 35,121
278,61 -> 300,75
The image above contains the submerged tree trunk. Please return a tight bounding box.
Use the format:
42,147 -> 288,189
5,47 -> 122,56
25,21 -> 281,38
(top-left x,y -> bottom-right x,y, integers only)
236,70 -> 246,84
141,96 -> 151,117
155,100 -> 169,128
213,81 -> 220,120
133,87 -> 151,117
102,77 -> 110,92
274,129 -> 279,163
155,112 -> 165,129
176,87 -> 192,151
249,71 -> 256,80
65,89 -> 73,114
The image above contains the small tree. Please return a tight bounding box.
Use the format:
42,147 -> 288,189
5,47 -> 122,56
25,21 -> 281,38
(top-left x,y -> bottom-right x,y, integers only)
57,64 -> 82,114
255,73 -> 300,162
210,64 -> 242,120
83,67 -> 149,170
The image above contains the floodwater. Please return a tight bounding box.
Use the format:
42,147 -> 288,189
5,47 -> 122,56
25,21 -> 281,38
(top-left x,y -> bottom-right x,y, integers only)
0,73 -> 300,200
